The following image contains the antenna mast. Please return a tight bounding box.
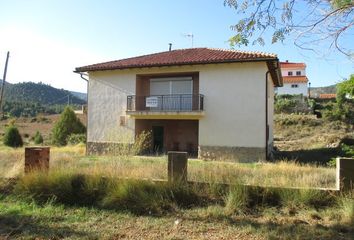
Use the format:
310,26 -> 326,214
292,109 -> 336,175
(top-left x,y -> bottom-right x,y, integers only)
183,33 -> 194,48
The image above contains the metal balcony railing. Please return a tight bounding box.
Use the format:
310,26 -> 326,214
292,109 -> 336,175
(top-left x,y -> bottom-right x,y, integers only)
127,94 -> 204,112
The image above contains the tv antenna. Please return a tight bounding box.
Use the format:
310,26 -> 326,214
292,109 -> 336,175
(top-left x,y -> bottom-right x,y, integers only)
182,33 -> 194,48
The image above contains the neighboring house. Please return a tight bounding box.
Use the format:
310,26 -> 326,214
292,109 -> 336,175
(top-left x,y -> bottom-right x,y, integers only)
276,61 -> 308,96
75,48 -> 282,162
318,93 -> 336,99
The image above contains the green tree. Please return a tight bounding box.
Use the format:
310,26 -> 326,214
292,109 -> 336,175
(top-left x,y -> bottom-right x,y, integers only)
224,0 -> 354,57
336,74 -> 354,106
3,125 -> 23,148
33,131 -> 44,145
51,106 -> 86,146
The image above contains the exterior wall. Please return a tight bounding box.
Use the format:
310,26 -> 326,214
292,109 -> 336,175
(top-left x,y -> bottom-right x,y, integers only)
87,71 -> 136,144
267,76 -> 274,153
87,62 -> 273,161
198,62 -> 267,149
276,83 -> 308,96
281,68 -> 306,76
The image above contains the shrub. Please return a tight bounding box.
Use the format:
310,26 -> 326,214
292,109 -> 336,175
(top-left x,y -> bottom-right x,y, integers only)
33,131 -> 44,144
51,106 -> 86,146
3,125 -> 23,147
67,133 -> 86,145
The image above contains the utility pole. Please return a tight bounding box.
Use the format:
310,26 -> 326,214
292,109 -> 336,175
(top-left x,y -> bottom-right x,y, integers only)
0,51 -> 10,116
67,95 -> 70,105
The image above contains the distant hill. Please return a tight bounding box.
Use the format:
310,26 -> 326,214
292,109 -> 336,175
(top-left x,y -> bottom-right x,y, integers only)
70,91 -> 87,101
310,84 -> 337,97
0,80 -> 86,105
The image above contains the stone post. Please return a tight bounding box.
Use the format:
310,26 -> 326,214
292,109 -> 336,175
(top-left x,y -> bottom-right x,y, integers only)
25,147 -> 50,173
168,151 -> 188,184
336,157 -> 354,191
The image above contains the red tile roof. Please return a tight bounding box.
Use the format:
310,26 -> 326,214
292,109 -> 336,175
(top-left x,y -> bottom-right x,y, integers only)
319,93 -> 336,99
283,76 -> 308,83
280,62 -> 306,68
75,48 -> 278,72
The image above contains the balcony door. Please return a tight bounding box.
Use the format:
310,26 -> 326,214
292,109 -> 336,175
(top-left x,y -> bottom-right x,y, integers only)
150,77 -> 193,111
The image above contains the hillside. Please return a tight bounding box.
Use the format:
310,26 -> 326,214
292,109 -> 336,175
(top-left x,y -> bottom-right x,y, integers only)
0,81 -> 86,105
310,84 -> 337,97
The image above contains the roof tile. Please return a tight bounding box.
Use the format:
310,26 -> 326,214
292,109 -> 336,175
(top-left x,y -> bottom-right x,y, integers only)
75,48 -> 277,72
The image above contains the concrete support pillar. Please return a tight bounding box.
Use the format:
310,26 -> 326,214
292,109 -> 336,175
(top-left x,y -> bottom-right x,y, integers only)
336,157 -> 354,191
168,151 -> 188,183
25,147 -> 50,173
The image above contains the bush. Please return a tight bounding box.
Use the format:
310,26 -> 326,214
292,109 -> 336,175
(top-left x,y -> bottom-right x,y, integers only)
67,133 -> 86,145
274,94 -> 310,114
33,131 -> 44,144
3,125 -> 23,148
51,106 -> 86,146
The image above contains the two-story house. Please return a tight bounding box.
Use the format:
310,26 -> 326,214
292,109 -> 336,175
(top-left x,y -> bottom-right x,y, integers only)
276,61 -> 308,96
75,48 -> 283,162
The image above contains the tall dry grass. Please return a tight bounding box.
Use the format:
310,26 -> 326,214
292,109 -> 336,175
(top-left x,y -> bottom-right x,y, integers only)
0,144 -> 337,189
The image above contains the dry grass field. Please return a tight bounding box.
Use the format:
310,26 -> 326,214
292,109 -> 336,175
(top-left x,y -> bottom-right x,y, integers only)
0,113 -> 353,239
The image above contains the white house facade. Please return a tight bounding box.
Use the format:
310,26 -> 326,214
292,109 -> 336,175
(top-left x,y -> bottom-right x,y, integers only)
75,48 -> 282,162
276,61 -> 308,96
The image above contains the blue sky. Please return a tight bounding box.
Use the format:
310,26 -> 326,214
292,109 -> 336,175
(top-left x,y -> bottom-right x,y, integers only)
0,0 -> 353,92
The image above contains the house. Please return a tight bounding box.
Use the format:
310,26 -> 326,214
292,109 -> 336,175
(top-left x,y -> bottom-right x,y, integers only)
318,93 -> 336,99
75,48 -> 283,162
276,61 -> 308,96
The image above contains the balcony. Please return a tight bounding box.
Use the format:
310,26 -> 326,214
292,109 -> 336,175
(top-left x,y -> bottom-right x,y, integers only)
126,94 -> 205,119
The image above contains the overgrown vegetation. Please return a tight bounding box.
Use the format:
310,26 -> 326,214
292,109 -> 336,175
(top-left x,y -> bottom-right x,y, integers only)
323,75 -> 354,124
51,107 -> 86,146
67,133 -> 86,145
0,169 -> 350,239
274,94 -> 312,114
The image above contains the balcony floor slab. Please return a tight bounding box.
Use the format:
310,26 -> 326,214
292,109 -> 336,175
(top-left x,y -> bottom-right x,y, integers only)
126,111 -> 205,119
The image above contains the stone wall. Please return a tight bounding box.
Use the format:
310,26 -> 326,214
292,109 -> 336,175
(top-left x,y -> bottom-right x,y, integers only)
199,145 -> 266,162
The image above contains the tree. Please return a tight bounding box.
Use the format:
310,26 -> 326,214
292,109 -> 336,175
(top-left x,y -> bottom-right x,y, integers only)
51,106 -> 86,146
33,131 -> 44,145
3,125 -> 23,148
336,74 -> 354,106
224,0 -> 354,57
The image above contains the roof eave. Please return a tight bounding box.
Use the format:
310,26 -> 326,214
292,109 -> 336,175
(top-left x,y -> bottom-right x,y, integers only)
74,57 -> 278,73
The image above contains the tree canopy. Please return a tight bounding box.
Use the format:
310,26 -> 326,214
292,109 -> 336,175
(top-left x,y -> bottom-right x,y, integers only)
224,0 -> 354,57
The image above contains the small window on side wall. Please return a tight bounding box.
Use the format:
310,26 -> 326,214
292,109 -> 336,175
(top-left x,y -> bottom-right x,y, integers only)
291,84 -> 299,88
296,71 -> 301,76
288,71 -> 293,76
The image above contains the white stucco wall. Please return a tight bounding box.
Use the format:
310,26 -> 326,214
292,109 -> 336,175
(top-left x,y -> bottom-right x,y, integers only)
87,62 -> 274,149
276,83 -> 308,96
87,71 -> 135,143
198,62 -> 267,148
281,68 -> 306,76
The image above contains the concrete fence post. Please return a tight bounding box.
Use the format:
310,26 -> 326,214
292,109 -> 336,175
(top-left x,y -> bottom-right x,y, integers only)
25,147 -> 50,173
168,151 -> 188,184
336,157 -> 354,191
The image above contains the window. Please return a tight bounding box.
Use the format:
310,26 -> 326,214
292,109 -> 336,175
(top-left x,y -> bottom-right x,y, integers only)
291,84 -> 299,88
149,77 -> 193,110
288,71 -> 293,76
296,71 -> 301,76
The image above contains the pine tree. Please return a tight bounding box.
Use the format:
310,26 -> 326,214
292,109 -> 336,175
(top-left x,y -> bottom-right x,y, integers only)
51,106 -> 86,146
3,125 -> 23,147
